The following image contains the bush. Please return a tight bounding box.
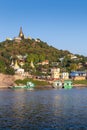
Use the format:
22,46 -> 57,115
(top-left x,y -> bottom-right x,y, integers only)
5,67 -> 15,75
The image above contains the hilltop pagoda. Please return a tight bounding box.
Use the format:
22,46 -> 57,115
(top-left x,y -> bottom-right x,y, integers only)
19,27 -> 24,39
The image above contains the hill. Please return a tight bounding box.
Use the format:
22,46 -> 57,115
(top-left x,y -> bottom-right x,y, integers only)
0,28 -> 87,75
0,38 -> 71,61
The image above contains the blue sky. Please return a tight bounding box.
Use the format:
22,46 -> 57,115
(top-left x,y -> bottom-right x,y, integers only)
0,0 -> 87,56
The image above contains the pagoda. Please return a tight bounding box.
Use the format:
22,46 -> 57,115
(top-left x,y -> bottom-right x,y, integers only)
19,27 -> 24,39
14,60 -> 20,70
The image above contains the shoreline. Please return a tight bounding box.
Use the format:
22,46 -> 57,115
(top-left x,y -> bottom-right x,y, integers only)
0,84 -> 87,89
0,73 -> 87,89
73,84 -> 87,87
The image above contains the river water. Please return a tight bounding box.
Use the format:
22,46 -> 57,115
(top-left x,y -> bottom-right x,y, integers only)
0,88 -> 87,129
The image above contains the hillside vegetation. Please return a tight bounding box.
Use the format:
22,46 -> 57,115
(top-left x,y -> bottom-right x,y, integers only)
0,38 -> 70,61
0,38 -> 87,75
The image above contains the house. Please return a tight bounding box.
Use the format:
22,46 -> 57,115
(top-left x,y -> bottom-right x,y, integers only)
78,63 -> 83,69
35,38 -> 41,43
70,71 -> 87,80
38,60 -> 49,65
61,72 -> 69,80
51,62 -> 59,66
51,68 -> 60,79
70,54 -> 78,60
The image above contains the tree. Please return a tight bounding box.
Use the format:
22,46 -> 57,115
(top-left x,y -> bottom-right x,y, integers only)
26,54 -> 39,63
0,60 -> 6,73
70,63 -> 78,71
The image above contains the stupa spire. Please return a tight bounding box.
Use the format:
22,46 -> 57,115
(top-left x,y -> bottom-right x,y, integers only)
14,60 -> 20,70
19,27 -> 24,39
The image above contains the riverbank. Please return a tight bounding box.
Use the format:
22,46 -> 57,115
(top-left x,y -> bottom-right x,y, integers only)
73,84 -> 87,87
0,73 -> 87,89
0,74 -> 25,89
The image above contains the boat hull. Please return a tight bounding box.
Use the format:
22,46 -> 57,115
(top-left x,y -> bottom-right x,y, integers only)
11,82 -> 35,89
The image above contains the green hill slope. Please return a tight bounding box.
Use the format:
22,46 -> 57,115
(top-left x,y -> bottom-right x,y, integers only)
0,38 -> 87,75
0,38 -> 70,63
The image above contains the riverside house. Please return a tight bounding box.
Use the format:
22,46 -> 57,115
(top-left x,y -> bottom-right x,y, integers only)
70,71 -> 87,80
60,72 -> 69,80
51,68 -> 60,80
51,68 -> 69,80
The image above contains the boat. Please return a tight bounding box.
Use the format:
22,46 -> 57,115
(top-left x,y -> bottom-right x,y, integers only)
52,80 -> 62,89
53,80 -> 73,89
63,80 -> 73,89
11,81 -> 35,90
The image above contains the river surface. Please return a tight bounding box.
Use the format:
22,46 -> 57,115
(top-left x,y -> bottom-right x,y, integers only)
0,88 -> 87,129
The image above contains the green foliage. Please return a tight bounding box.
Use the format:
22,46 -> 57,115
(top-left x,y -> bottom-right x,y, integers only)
26,53 -> 39,63
0,60 -> 6,73
0,38 -> 87,75
5,67 -> 15,75
70,63 -> 78,71
73,80 -> 87,85
15,78 -> 49,86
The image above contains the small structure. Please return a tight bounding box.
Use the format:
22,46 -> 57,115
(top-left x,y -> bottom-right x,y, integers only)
30,61 -> 35,68
13,60 -> 20,70
13,27 -> 24,42
14,37 -> 22,43
37,60 -> 49,65
6,37 -> 12,41
70,54 -> 78,60
63,80 -> 73,89
53,80 -> 73,89
19,27 -> 24,39
16,55 -> 26,67
53,80 -> 62,89
70,71 -> 86,80
15,68 -> 24,74
51,68 -> 60,79
10,60 -> 25,75
10,60 -> 14,67
61,72 -> 69,80
35,38 -> 41,43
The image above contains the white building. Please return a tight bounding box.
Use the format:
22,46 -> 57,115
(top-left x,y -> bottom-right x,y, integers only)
61,72 -> 69,80
15,68 -> 24,74
51,68 -> 60,79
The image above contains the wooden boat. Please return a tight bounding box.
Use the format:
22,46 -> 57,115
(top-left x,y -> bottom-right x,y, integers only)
11,82 -> 35,90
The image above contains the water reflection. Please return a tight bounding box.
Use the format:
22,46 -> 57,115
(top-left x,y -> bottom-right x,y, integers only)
0,88 -> 87,129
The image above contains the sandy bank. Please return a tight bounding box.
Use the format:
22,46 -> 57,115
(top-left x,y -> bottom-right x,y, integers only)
73,84 -> 87,87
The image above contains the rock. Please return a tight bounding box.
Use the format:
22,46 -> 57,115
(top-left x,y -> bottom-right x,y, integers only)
0,73 -> 25,88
